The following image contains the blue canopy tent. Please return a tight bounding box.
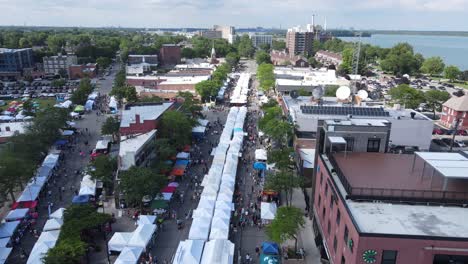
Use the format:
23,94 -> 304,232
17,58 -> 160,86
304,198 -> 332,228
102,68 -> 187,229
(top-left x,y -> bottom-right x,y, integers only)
61,130 -> 74,136
175,159 -> 190,166
54,139 -> 68,146
253,162 -> 267,170
262,242 -> 280,255
72,195 -> 92,204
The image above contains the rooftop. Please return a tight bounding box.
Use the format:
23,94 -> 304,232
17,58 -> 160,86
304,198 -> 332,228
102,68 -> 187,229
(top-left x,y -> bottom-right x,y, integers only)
347,200 -> 468,238
126,75 -> 210,84
443,95 -> 468,112
331,152 -> 468,201
119,130 -> 157,155
0,48 -> 32,53
120,102 -> 173,128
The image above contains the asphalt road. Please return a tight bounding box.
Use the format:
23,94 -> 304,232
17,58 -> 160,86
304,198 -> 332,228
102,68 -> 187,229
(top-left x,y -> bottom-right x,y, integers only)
8,64 -> 119,263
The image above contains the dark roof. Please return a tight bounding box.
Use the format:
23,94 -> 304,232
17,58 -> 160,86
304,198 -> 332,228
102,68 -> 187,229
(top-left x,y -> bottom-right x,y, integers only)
300,105 -> 390,117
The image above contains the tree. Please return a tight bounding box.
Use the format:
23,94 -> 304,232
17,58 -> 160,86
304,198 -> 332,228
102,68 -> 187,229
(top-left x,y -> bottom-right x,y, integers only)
225,52 -> 240,68
265,170 -> 302,206
271,40 -> 286,50
90,156 -> 117,190
51,79 -> 66,88
110,85 -> 138,103
58,68 -> 68,78
445,65 -> 461,82
195,80 -> 219,101
177,91 -> 202,117
22,100 -> 34,116
0,151 -> 36,201
155,138 -> 177,161
159,110 -> 195,148
266,206 -> 305,253
119,166 -> 167,208
324,85 -> 339,97
268,148 -> 295,170
424,90 -> 451,117
259,43 -> 270,52
307,57 -> 319,68
380,43 -> 422,75
255,50 -> 271,65
420,56 -> 445,76
29,107 -> 69,146
460,71 -> 468,81
101,116 -> 120,138
388,84 -> 425,109
181,47 -> 195,59
114,70 -> 126,87
71,78 -> 93,105
96,56 -> 112,70
257,63 -> 275,91
338,48 -> 353,74
237,34 -> 255,58
263,119 -> 293,145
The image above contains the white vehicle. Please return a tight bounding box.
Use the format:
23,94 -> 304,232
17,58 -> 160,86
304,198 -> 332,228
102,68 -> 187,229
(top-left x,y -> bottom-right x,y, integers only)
455,140 -> 466,148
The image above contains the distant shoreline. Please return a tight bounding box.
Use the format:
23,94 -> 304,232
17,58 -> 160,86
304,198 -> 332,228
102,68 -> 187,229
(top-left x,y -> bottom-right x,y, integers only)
367,31 -> 468,37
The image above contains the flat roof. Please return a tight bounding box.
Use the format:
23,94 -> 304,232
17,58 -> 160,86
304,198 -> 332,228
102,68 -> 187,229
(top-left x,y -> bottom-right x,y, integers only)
119,130 -> 157,155
348,201 -> 468,238
333,152 -> 468,193
328,136 -> 346,144
120,102 -> 173,128
415,152 -> 468,179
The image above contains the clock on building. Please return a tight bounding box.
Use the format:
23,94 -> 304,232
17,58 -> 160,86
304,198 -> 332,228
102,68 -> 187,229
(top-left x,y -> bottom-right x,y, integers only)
362,249 -> 377,263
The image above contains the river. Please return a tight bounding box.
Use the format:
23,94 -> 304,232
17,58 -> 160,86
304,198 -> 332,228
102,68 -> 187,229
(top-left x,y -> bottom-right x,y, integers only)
339,34 -> 468,71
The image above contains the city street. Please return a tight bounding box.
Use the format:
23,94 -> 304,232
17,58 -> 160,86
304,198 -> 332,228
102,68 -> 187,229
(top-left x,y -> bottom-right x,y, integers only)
8,64 -> 119,263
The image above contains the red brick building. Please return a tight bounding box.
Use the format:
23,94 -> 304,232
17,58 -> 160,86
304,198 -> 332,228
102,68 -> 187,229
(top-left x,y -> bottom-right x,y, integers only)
270,50 -> 309,67
315,50 -> 343,66
159,44 -> 181,66
69,63 -> 97,79
119,102 -> 174,135
441,95 -> 468,130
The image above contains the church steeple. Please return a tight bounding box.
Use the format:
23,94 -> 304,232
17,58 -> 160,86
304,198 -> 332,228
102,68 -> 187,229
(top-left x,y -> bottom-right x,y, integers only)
210,41 -> 217,64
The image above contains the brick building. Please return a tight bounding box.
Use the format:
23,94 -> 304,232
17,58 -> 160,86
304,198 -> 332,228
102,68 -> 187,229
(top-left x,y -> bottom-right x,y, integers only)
270,50 -> 309,67
286,27 -> 314,56
440,95 -> 468,130
315,50 -> 343,66
159,44 -> 181,66
69,63 -> 97,79
311,118 -> 468,264
119,102 -> 174,136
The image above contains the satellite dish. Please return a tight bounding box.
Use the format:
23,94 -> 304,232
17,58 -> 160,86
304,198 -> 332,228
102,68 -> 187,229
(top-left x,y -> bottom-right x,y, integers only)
290,90 -> 299,99
312,86 -> 324,99
336,86 -> 351,100
357,90 -> 368,100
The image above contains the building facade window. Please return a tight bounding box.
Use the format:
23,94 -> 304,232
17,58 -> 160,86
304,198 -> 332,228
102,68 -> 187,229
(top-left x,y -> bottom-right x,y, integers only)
367,138 -> 381,152
320,172 -> 323,185
327,220 -> 331,234
341,256 -> 346,264
325,183 -> 328,196
336,210 -> 341,225
382,250 -> 398,264
333,236 -> 337,252
322,207 -> 326,218
344,226 -> 348,244
329,197 -> 334,210
318,195 -> 321,207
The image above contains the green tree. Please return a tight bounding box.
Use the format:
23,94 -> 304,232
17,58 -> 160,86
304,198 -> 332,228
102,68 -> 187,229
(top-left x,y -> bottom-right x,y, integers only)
388,84 -> 425,109
51,79 -> 66,88
324,85 -> 339,97
22,99 -> 34,116
29,107 -> 69,146
57,68 -> 68,78
307,57 -> 319,68
101,116 -> 120,137
257,63 -> 275,91
225,52 -> 240,69
268,148 -> 295,170
259,43 -> 271,52
96,57 -> 112,70
263,119 -> 293,145
178,91 -> 202,117
266,206 -> 305,252
155,138 -> 177,161
195,80 -> 219,101
445,65 -> 461,82
380,43 -> 422,75
119,166 -> 167,208
114,70 -> 126,87
159,110 -> 195,148
420,56 -> 445,76
43,239 -> 86,264
338,48 -> 353,74
181,47 -> 195,59
110,85 -> 138,103
424,90 -> 451,117
271,40 -> 286,50
237,34 -> 255,58
255,50 -> 271,65
0,151 -> 36,200
71,78 -> 93,105
90,156 -> 117,189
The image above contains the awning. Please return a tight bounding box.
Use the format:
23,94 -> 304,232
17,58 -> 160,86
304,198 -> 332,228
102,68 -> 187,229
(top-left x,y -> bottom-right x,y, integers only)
151,200 -> 168,210
253,162 -> 267,170
5,208 -> 29,222
262,242 -> 280,255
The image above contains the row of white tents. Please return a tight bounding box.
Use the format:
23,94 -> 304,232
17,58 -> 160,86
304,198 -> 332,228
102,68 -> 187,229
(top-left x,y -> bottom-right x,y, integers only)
26,208 -> 65,264
108,215 -> 157,264
230,73 -> 250,105
174,101 -> 250,263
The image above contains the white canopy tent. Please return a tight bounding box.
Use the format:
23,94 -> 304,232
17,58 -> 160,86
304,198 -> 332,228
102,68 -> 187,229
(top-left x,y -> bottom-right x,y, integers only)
213,208 -> 231,220
137,215 -> 157,226
43,218 -> 63,232
216,189 -> 233,202
176,152 -> 190,160
0,238 -> 9,248
108,232 -> 133,253
17,184 -> 42,202
188,217 -> 211,241
114,246 -> 144,264
49,208 -> 65,220
78,175 -> 96,196
215,200 -> 234,211
192,207 -> 214,219
209,217 -> 230,240
0,247 -> 12,264
27,230 -> 60,264
200,239 -> 235,264
197,198 -> 216,212
127,224 -> 156,250
261,202 -> 277,221
5,208 -> 29,221
255,149 -> 267,161
172,239 -> 205,264
0,221 -> 20,239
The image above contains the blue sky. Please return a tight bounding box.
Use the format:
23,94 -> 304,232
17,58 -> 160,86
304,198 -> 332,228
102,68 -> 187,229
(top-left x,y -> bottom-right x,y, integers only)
1,0 -> 467,30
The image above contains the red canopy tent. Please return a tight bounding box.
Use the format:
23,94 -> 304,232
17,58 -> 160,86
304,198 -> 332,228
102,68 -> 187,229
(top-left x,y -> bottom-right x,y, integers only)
183,145 -> 191,152
161,186 -> 176,193
11,200 -> 38,210
170,168 -> 185,177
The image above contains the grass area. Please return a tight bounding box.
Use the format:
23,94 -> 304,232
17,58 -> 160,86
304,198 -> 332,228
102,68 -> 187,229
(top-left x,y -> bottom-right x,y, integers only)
0,97 -> 57,112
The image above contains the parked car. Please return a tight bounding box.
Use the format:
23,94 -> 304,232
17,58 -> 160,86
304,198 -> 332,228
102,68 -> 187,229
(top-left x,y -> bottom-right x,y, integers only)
455,140 -> 466,148
433,128 -> 445,135
457,130 -> 468,136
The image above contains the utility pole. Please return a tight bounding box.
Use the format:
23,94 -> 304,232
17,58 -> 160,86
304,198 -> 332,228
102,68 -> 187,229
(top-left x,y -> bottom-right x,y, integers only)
449,117 -> 461,152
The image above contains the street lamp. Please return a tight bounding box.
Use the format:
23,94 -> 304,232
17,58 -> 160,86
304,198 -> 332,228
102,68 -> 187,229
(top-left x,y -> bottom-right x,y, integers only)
449,117 -> 461,152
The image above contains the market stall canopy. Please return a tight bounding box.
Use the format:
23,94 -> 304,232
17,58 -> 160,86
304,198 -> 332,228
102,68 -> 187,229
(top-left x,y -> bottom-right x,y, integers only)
261,202 -> 277,220
17,185 -> 42,202
137,215 -> 157,226
192,207 -> 214,219
151,200 -> 168,211
213,208 -> 231,220
127,224 -> 157,249
208,227 -> 229,240
49,208 -> 65,220
197,119 -> 209,127
255,149 -> 267,161
176,152 -> 190,160
168,182 -> 179,188
215,200 -> 234,211
78,175 -> 96,196
0,221 -> 20,239
172,239 -> 205,264
43,218 -> 63,232
175,159 -> 189,166
114,246 -> 144,264
161,186 -> 176,193
170,168 -> 185,176
74,105 -> 84,112
0,247 -> 12,264
188,217 -> 211,241
72,194 -> 92,204
108,232 -> 133,252
200,239 -> 235,264
0,238 -> 9,248
61,130 -> 74,136
262,242 -> 280,255
27,230 -> 60,264
5,208 -> 29,222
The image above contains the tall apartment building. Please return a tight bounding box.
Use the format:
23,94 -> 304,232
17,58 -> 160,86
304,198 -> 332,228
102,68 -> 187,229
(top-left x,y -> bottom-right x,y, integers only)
159,44 -> 181,66
213,25 -> 236,44
43,54 -> 78,76
286,26 -> 315,56
0,48 -> 34,73
200,30 -> 222,40
251,35 -> 273,48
